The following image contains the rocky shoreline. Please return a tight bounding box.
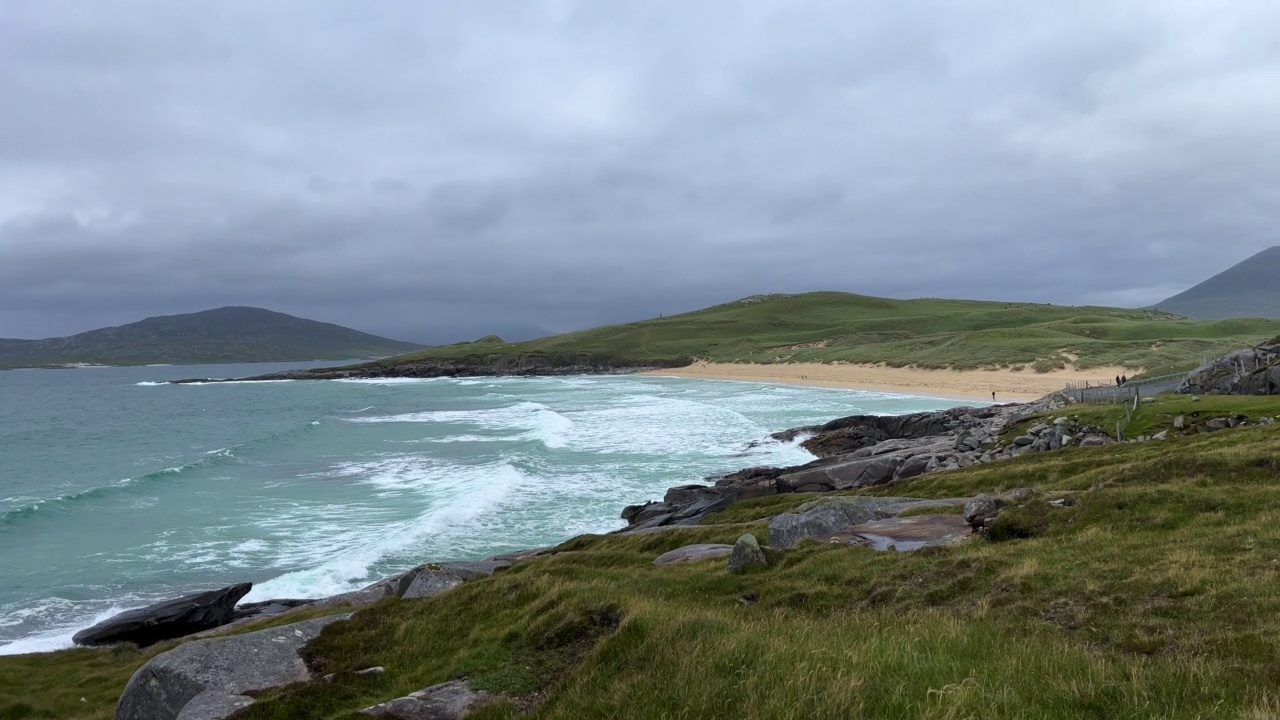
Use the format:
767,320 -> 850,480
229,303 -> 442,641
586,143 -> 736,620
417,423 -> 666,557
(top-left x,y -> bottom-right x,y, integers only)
171,352 -> 690,383
85,390 -> 1105,719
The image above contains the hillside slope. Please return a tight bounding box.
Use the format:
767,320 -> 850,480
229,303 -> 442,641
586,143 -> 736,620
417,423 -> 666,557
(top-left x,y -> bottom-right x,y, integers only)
0,307 -> 423,368
361,292 -> 1280,376
1156,246 -> 1280,319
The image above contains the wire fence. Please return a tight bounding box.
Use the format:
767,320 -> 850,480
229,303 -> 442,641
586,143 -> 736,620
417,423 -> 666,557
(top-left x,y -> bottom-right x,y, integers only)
1063,372 -> 1187,405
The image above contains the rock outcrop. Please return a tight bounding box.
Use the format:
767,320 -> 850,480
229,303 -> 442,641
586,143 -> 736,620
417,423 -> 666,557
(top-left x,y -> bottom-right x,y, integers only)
1180,343 -> 1280,396
767,496 -> 970,549
115,614 -> 349,720
73,583 -> 252,647
402,559 -> 513,600
652,544 -> 735,566
360,680 -> 498,719
618,395 -> 1071,533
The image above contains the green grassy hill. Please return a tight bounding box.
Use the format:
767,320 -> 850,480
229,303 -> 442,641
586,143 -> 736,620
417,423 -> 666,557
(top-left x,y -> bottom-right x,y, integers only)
9,396 -> 1280,719
376,292 -> 1280,376
0,307 -> 424,369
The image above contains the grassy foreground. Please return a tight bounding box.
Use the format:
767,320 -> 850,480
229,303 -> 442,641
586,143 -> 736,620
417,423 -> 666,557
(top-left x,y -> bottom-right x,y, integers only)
377,293 -> 1280,375
8,397 -> 1280,719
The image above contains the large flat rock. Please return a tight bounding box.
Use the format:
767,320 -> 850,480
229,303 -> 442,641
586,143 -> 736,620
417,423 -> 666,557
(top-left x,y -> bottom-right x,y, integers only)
115,614 -> 349,720
826,514 -> 973,551
768,496 -> 969,549
652,544 -> 734,566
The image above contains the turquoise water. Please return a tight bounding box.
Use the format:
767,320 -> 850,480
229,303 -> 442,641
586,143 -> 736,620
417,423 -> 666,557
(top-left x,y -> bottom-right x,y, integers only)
0,362 -> 966,654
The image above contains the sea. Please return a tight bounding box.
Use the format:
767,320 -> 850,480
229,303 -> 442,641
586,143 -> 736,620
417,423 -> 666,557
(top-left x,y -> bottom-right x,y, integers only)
0,361 -> 970,655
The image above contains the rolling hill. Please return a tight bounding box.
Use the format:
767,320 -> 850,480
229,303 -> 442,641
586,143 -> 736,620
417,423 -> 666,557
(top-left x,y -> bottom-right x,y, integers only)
360,292 -> 1280,377
0,307 -> 424,369
1156,246 -> 1280,319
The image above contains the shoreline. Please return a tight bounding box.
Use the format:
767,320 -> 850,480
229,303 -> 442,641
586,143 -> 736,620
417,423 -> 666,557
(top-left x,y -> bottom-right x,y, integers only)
640,361 -> 1134,402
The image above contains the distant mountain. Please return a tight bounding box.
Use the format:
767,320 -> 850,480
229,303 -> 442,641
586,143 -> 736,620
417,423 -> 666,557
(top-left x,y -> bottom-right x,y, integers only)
1156,246 -> 1280,319
0,307 -> 425,369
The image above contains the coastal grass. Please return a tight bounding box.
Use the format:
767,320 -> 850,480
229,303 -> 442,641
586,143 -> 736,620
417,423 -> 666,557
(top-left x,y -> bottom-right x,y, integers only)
1004,393 -> 1280,442
9,417 -> 1280,718
0,605 -> 354,719
247,421 -> 1280,718
369,292 -> 1280,374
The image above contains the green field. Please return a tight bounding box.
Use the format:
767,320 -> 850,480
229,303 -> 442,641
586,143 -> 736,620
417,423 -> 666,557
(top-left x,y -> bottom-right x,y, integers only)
376,293 -> 1280,376
8,397 -> 1280,719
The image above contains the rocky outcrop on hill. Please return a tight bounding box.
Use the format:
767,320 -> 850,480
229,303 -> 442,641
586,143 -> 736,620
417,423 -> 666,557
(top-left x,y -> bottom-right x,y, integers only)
767,496 -> 970,549
1180,343 -> 1280,396
618,395 -> 1073,532
73,583 -> 252,647
175,352 -> 689,383
115,614 -> 350,720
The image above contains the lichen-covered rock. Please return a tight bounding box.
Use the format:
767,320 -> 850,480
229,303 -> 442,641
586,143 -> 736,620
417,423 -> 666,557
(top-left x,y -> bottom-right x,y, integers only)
963,494 -> 1004,530
768,496 -> 969,549
401,559 -> 512,600
727,534 -> 767,573
115,614 -> 349,720
361,680 -> 496,719
652,544 -> 734,566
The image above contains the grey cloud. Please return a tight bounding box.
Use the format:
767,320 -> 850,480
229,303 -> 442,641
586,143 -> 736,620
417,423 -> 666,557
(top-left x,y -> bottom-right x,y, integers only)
1,1 -> 1278,341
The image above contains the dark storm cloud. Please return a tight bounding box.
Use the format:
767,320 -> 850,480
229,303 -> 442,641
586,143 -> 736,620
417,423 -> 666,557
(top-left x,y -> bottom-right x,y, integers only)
1,1 -> 1278,341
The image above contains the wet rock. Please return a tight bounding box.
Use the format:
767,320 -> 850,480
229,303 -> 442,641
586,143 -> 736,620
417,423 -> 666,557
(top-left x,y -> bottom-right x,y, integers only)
727,534 -> 767,573
360,680 -> 496,719
115,614 -> 349,720
73,583 -> 252,647
317,566 -> 421,608
621,501 -> 671,525
653,544 -> 734,566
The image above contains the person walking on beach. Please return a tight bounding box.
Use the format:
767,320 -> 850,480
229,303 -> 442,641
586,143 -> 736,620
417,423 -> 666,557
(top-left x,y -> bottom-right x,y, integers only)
991,391 -> 996,402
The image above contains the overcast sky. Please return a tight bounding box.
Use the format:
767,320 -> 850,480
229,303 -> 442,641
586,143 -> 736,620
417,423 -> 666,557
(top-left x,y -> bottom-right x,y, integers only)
1,2 -> 1277,342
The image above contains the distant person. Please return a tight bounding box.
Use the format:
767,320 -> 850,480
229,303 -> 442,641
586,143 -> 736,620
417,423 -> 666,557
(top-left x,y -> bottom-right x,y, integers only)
991,391 -> 996,402
1121,374 -> 1128,386
1116,375 -> 1121,387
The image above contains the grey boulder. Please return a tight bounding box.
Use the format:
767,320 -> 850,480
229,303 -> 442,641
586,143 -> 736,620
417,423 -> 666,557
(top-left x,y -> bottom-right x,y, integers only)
73,583 -> 252,648
115,614 -> 349,720
402,559 -> 511,600
652,544 -> 734,566
727,534 -> 767,573
963,494 -> 1003,530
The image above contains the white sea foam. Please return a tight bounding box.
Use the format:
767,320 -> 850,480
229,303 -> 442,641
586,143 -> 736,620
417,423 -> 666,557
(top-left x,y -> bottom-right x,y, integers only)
135,381 -> 165,386
0,601 -> 138,656
242,463 -> 526,602
347,401 -> 575,449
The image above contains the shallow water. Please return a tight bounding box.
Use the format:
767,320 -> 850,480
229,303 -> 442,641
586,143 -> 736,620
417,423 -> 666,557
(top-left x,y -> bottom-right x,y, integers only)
0,362 -> 968,654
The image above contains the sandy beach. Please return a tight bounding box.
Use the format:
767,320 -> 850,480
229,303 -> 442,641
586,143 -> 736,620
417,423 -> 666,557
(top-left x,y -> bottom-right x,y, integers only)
641,361 -> 1134,402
